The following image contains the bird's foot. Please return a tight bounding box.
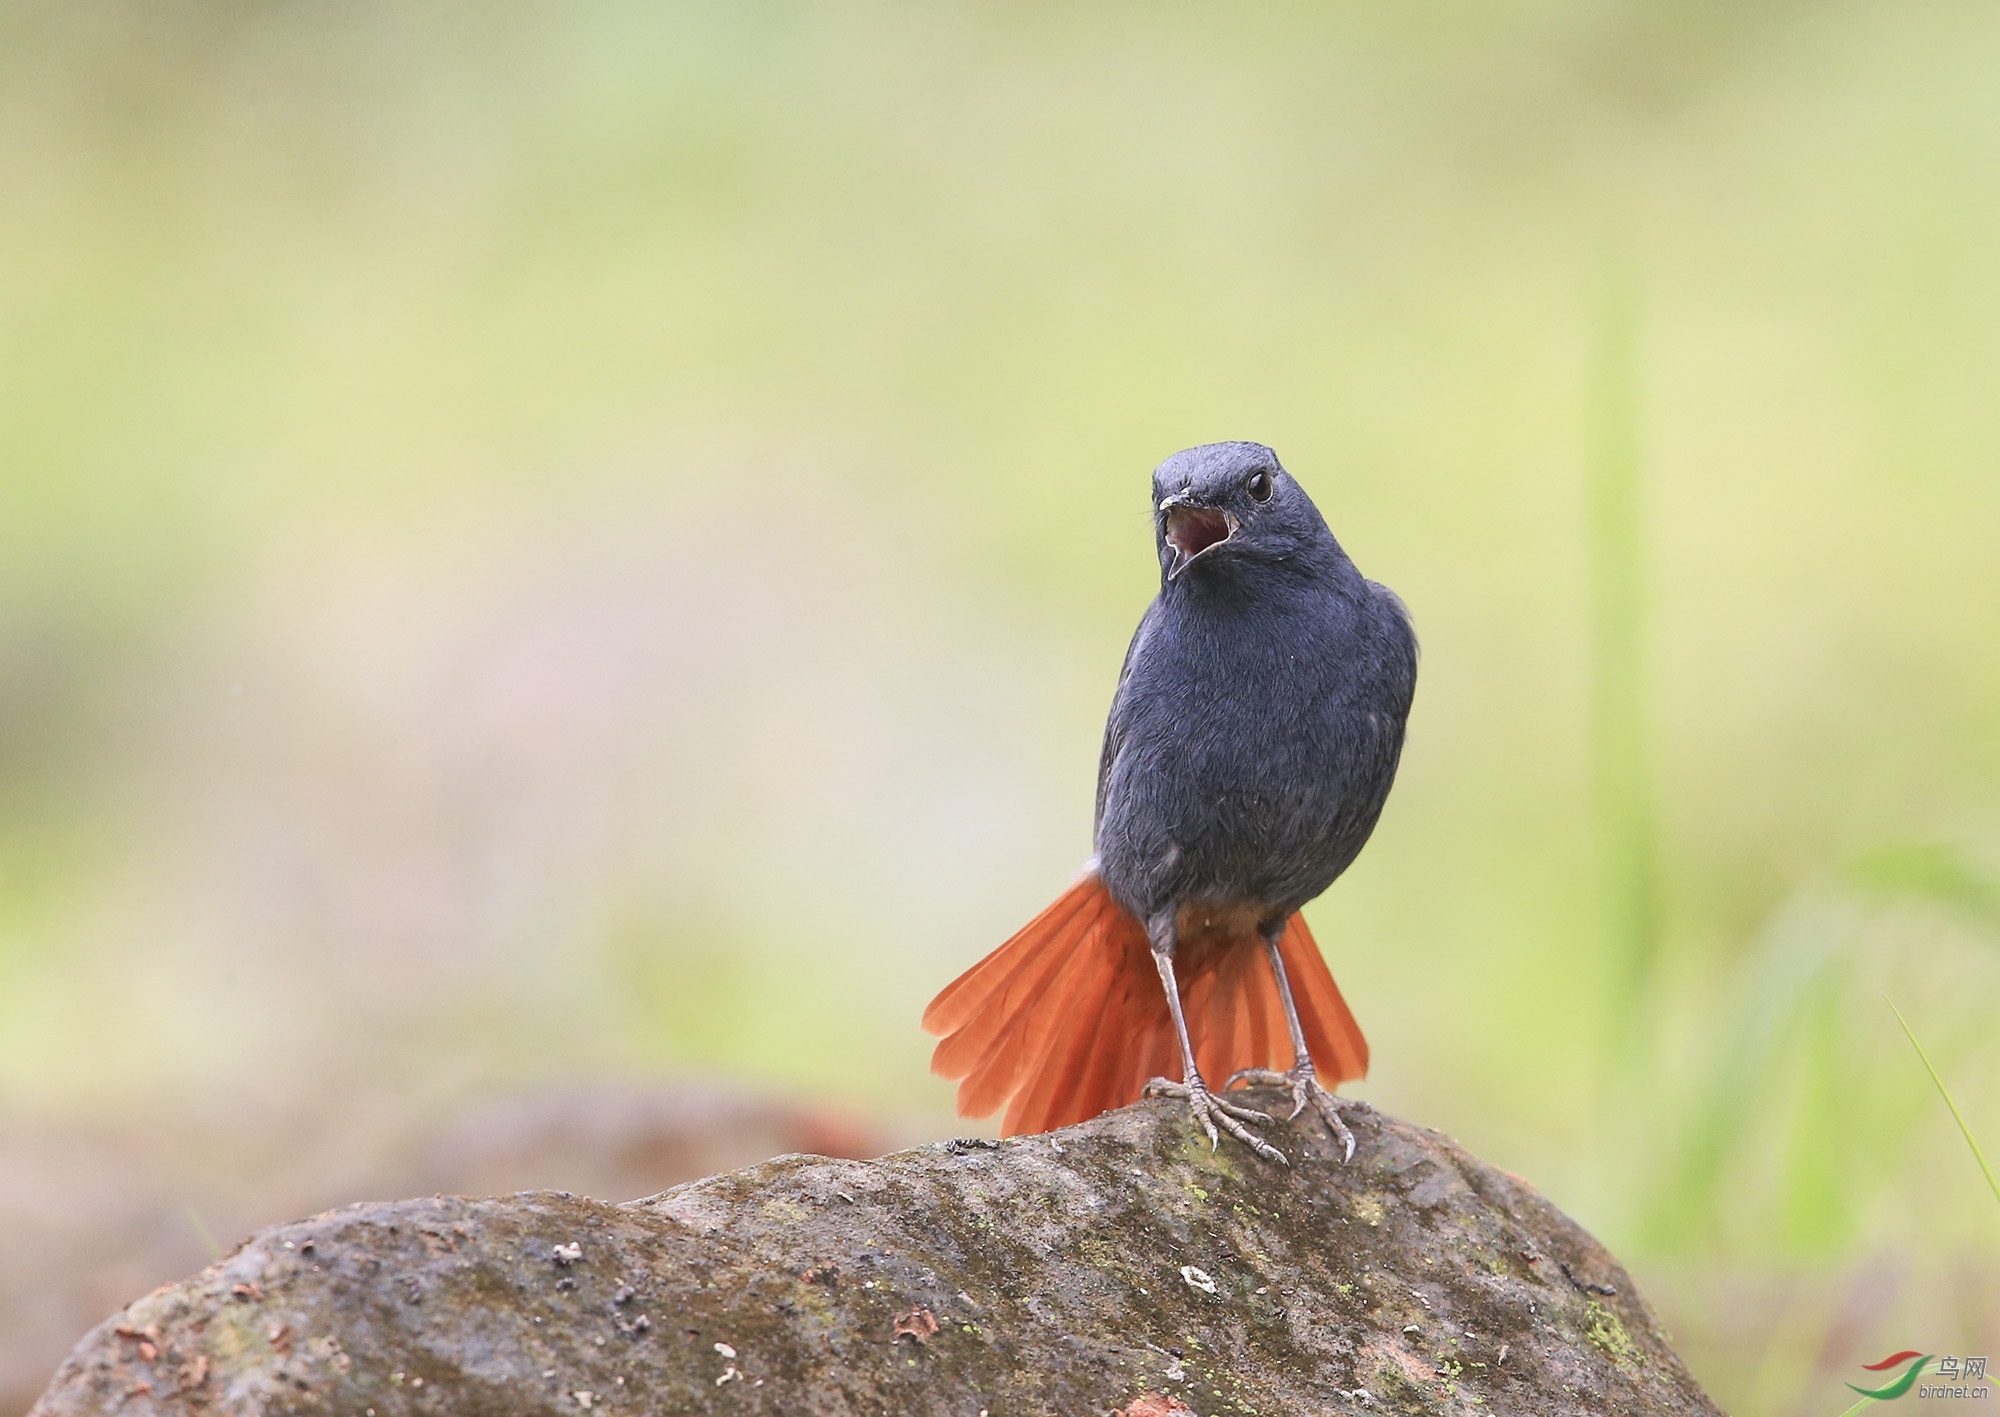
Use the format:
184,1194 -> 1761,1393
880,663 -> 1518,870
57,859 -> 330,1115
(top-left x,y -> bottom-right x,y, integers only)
1226,1063 -> 1358,1163
1144,1076 -> 1287,1164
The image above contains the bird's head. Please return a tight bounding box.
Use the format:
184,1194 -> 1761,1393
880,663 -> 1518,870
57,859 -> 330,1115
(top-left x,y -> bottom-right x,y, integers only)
1151,442 -> 1330,584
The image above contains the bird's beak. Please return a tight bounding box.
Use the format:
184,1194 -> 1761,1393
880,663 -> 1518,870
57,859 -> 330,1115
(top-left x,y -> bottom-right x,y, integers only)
1160,497 -> 1239,581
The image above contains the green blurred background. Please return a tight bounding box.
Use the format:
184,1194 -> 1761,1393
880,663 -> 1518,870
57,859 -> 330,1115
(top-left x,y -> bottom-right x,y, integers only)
5,1 -> 2000,1410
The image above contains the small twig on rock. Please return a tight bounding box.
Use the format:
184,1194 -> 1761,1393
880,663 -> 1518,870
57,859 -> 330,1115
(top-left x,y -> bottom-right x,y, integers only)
1557,1260 -> 1617,1297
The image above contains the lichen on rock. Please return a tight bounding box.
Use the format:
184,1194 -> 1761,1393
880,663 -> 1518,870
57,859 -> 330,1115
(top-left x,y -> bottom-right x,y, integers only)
31,1093 -> 1722,1416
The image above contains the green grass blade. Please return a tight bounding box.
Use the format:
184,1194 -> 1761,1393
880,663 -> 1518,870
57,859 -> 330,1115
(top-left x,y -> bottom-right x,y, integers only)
1889,999 -> 2000,1215
1587,254 -> 1660,1069
184,1201 -> 223,1261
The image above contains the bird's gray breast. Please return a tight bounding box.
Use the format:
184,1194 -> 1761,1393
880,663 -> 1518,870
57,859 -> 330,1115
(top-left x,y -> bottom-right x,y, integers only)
1094,585 -> 1411,927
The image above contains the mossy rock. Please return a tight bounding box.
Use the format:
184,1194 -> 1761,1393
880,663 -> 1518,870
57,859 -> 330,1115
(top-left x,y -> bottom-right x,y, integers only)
31,1094 -> 1721,1416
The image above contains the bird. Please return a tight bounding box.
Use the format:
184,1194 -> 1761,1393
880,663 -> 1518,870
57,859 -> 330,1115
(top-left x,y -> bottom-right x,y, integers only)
923,442 -> 1417,1163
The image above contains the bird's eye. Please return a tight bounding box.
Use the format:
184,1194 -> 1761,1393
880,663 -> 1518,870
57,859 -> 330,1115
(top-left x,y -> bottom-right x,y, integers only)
1247,470 -> 1273,502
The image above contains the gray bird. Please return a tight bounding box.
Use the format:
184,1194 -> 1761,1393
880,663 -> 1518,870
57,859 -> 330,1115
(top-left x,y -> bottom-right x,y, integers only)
925,442 -> 1417,1162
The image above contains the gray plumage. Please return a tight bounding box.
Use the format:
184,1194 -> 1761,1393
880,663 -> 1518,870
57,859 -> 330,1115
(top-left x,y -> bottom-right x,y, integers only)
1093,442 -> 1418,939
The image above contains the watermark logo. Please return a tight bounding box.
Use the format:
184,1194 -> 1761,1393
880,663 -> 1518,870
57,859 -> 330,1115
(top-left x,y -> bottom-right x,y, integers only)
1848,1351 -> 1989,1401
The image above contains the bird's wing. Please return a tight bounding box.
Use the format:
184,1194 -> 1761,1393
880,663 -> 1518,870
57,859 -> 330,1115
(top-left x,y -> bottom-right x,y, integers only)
1094,599 -> 1159,840
1367,578 -> 1421,671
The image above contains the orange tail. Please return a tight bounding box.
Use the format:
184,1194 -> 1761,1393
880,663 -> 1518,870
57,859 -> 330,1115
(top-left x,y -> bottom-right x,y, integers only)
923,872 -> 1368,1136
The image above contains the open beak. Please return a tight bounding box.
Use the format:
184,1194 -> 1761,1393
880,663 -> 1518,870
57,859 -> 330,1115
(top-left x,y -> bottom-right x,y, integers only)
1160,497 -> 1238,580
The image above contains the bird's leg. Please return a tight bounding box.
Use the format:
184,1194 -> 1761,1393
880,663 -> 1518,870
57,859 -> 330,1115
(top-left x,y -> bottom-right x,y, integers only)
1141,917 -> 1287,1164
1227,924 -> 1359,1162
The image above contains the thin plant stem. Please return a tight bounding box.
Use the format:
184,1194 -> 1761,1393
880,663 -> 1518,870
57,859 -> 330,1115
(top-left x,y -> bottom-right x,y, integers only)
184,1201 -> 223,1261
1888,999 -> 2000,1214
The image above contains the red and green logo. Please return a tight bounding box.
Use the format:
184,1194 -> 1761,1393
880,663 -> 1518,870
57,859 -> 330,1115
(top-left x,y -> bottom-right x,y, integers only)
1847,1352 -> 1931,1400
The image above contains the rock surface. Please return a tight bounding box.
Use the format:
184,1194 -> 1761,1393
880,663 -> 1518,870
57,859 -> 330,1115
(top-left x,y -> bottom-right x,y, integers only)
32,1093 -> 1721,1416
1,1084 -> 881,1417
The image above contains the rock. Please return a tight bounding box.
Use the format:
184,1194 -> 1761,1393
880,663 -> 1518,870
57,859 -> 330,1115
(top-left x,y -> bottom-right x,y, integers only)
31,1093 -> 1721,1416
0,1084 -> 882,1417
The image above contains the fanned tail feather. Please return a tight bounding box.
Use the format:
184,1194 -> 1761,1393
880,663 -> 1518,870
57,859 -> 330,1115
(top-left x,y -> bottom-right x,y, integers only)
924,873 -> 1369,1136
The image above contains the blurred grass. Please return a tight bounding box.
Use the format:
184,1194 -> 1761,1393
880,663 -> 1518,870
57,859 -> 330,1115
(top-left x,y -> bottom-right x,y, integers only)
3,2 -> 2000,1409
1586,251 -> 1658,1078
1661,843 -> 2000,1254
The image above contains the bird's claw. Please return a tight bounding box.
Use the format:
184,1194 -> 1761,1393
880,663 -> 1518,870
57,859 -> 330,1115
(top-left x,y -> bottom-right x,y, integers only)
1226,1064 -> 1358,1163
1145,1076 -> 1287,1164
